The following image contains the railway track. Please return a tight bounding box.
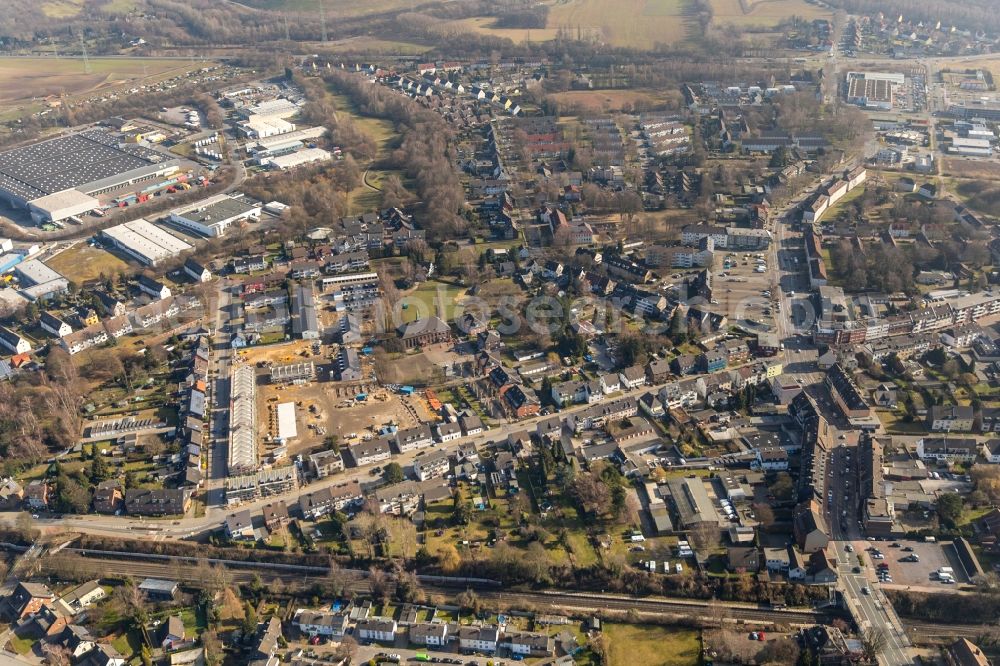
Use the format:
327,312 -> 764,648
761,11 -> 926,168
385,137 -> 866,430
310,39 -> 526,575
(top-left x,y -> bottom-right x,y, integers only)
40,553 -> 995,640
902,621 -> 994,640
43,555 -> 830,625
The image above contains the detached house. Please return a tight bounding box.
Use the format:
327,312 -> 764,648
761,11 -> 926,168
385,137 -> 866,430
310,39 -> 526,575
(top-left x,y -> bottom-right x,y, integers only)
39,311 -> 72,338
137,274 -> 171,300
0,326 -> 30,355
183,258 -> 212,283
619,365 -> 647,390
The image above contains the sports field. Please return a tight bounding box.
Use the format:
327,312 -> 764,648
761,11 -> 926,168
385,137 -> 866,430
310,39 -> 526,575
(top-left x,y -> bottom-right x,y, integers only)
709,0 -> 830,26
0,57 -> 203,111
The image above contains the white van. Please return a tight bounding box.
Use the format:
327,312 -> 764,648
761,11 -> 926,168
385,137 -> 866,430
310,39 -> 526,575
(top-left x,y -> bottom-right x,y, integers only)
675,562 -> 684,574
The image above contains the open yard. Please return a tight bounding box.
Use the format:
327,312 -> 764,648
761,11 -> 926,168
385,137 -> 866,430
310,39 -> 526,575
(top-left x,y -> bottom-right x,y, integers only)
0,57 -> 202,112
323,36 -> 431,55
604,623 -> 701,666
546,89 -> 679,113
709,0 -> 830,26
398,280 -> 471,324
232,0 -> 412,15
47,243 -> 130,284
324,88 -> 410,213
40,0 -> 134,17
452,0 -> 692,48
548,0 -> 692,48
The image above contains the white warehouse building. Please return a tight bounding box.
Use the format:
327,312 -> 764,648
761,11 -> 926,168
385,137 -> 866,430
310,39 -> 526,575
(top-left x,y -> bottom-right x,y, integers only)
168,194 -> 262,237
101,218 -> 192,266
265,148 -> 332,171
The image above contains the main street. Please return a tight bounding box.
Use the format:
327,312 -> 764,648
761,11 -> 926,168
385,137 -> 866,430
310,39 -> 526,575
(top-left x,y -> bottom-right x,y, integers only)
0,354 -> 757,539
767,163 -> 917,665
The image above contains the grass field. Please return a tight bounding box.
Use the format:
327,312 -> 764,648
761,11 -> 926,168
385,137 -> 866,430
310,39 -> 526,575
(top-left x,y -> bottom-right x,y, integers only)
40,0 -> 134,17
450,17 -> 565,43
48,244 -> 130,284
604,623 -> 701,666
232,0 -> 410,15
325,89 -> 405,212
546,89 -> 674,113
940,159 -> 1000,217
399,280 -> 469,323
323,36 -> 431,55
709,0 -> 830,26
452,0 -> 691,48
0,57 -> 201,110
548,0 -> 691,48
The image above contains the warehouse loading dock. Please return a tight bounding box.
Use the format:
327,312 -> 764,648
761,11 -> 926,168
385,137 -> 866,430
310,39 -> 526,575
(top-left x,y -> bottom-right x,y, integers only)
28,189 -> 100,224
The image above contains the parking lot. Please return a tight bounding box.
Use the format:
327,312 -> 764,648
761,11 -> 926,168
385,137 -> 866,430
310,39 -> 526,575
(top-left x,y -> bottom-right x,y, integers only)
863,539 -> 970,588
713,252 -> 777,329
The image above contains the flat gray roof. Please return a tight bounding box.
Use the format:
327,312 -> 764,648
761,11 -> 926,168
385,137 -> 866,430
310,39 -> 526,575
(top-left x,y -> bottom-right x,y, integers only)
14,259 -> 63,286
0,128 -> 170,201
174,194 -> 259,225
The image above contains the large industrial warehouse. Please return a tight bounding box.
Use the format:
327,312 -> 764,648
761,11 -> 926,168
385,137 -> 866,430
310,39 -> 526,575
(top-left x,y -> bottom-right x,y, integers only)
846,71 -> 905,111
101,218 -> 193,266
168,193 -> 261,237
0,128 -> 180,223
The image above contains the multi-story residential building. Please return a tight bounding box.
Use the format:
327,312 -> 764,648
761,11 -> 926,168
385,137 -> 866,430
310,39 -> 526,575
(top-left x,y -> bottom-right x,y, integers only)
413,450 -> 450,481
136,275 -> 171,300
755,447 -> 789,471
410,623 -> 449,647
103,315 -> 133,339
458,626 -> 499,653
348,438 -> 393,466
501,632 -> 555,657
915,437 -> 981,463
39,311 -> 72,338
927,405 -> 975,432
0,326 -> 30,354
356,618 -> 398,643
61,323 -> 109,355
395,424 -> 434,452
309,450 -> 344,478
294,610 -> 349,638
435,421 -> 462,443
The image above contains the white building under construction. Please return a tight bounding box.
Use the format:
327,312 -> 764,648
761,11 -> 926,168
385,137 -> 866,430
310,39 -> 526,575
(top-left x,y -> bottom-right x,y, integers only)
229,365 -> 259,475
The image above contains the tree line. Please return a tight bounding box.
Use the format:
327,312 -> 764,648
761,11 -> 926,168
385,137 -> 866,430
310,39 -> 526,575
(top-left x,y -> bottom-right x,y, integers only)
319,69 -> 468,240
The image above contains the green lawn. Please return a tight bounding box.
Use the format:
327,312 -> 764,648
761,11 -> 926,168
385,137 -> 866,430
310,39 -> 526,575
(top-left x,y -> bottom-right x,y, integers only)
823,185 -> 866,219
877,411 -> 926,434
110,630 -> 143,660
399,280 -> 469,323
957,505 -> 995,527
47,244 -> 131,285
8,635 -> 36,655
604,623 -> 700,666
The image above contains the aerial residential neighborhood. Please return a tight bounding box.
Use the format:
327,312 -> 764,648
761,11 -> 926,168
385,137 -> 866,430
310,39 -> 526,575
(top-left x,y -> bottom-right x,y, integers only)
1,0 -> 1000,665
